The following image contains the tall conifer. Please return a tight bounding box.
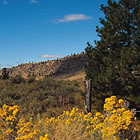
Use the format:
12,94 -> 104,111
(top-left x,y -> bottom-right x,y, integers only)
85,0 -> 140,104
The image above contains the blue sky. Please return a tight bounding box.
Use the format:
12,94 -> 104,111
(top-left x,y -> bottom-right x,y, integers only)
0,0 -> 107,68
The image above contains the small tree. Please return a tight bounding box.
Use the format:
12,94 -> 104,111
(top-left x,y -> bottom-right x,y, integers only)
1,68 -> 9,80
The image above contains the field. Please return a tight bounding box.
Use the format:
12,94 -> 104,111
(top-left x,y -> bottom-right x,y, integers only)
0,96 -> 140,140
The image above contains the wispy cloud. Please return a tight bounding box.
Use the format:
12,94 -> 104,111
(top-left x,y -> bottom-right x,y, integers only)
40,54 -> 61,58
55,14 -> 91,23
2,0 -> 8,5
30,0 -> 38,4
1,0 -> 38,5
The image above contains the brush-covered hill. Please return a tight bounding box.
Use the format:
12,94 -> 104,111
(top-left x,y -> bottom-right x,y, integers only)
0,54 -> 87,117
0,54 -> 87,81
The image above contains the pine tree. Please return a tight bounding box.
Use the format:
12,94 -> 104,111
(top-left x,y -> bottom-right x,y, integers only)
1,68 -> 9,80
85,0 -> 140,105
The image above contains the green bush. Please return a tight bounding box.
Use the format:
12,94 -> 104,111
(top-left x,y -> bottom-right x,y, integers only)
0,77 -> 83,118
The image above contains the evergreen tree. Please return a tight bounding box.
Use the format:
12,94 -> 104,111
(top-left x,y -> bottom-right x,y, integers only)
85,0 -> 140,105
1,68 -> 9,80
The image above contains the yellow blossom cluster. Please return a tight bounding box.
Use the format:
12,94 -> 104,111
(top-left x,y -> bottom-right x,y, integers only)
16,118 -> 39,140
104,96 -> 126,111
0,96 -> 139,140
0,104 -> 19,139
39,134 -> 49,140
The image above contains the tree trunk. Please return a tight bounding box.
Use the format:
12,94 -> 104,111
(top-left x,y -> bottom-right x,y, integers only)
85,79 -> 92,114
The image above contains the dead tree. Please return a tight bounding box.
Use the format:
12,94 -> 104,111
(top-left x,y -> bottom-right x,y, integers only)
85,79 -> 92,114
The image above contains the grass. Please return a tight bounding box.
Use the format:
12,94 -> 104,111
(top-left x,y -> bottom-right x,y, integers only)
56,70 -> 86,81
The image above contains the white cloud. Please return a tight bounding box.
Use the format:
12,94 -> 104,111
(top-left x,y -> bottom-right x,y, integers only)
40,54 -> 61,58
30,0 -> 38,4
56,14 -> 91,23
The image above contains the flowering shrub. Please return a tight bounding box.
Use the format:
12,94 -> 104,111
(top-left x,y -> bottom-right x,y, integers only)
0,96 -> 139,140
102,96 -> 136,139
0,104 -> 19,139
16,118 -> 39,140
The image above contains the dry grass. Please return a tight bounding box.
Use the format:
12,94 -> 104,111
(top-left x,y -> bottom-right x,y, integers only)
134,120 -> 140,129
52,121 -> 88,140
134,120 -> 140,139
56,70 -> 86,81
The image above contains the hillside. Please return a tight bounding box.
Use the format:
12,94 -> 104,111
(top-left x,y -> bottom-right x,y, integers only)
0,54 -> 87,80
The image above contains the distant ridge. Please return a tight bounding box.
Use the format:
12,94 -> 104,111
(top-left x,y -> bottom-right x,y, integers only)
0,54 -> 87,80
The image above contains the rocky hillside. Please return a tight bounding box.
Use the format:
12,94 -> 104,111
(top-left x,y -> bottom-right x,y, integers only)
0,54 -> 87,80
